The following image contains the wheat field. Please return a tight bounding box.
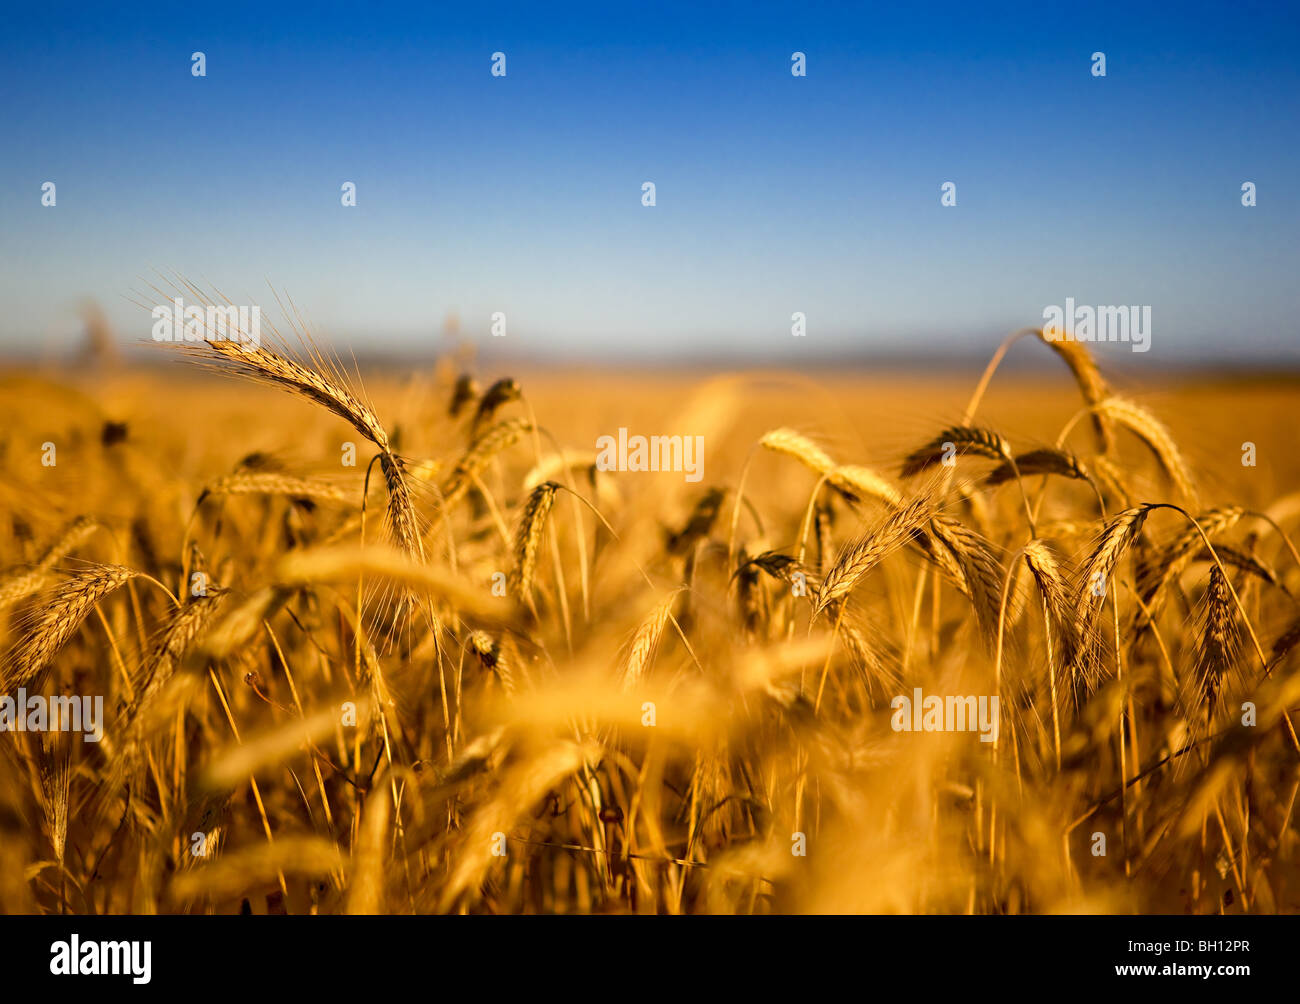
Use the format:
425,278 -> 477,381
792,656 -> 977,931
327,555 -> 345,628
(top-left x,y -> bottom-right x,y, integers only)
3,310 -> 1300,915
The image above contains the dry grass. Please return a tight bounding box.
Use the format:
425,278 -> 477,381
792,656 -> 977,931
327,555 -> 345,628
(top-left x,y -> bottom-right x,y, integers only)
2,317 -> 1300,915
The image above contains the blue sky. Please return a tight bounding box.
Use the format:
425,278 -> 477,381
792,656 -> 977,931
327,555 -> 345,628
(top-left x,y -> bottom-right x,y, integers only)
1,0 -> 1297,361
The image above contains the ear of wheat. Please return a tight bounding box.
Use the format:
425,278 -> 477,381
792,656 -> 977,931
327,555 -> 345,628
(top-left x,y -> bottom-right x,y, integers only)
1193,565 -> 1241,720
449,372 -> 479,418
900,425 -> 1011,478
510,481 -> 560,599
829,465 -> 901,506
759,427 -> 835,474
176,313 -> 424,561
443,418 -> 533,507
929,515 -> 1007,645
622,592 -> 677,690
1133,506 -> 1244,632
201,471 -> 350,504
1023,539 -> 1077,663
1094,396 -> 1198,506
815,493 -> 937,616
986,448 -> 1090,487
471,377 -> 521,435
107,590 -> 228,801
5,564 -> 139,691
759,428 -> 897,506
1075,506 -> 1150,630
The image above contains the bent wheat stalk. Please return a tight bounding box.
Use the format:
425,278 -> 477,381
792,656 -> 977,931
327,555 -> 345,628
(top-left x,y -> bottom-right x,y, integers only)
178,320 -> 423,560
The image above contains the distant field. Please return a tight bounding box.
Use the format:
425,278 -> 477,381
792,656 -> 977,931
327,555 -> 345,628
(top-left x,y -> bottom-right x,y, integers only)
2,341 -> 1300,914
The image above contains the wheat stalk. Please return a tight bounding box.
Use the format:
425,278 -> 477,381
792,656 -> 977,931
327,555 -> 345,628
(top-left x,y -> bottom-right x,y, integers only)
443,418 -> 533,507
